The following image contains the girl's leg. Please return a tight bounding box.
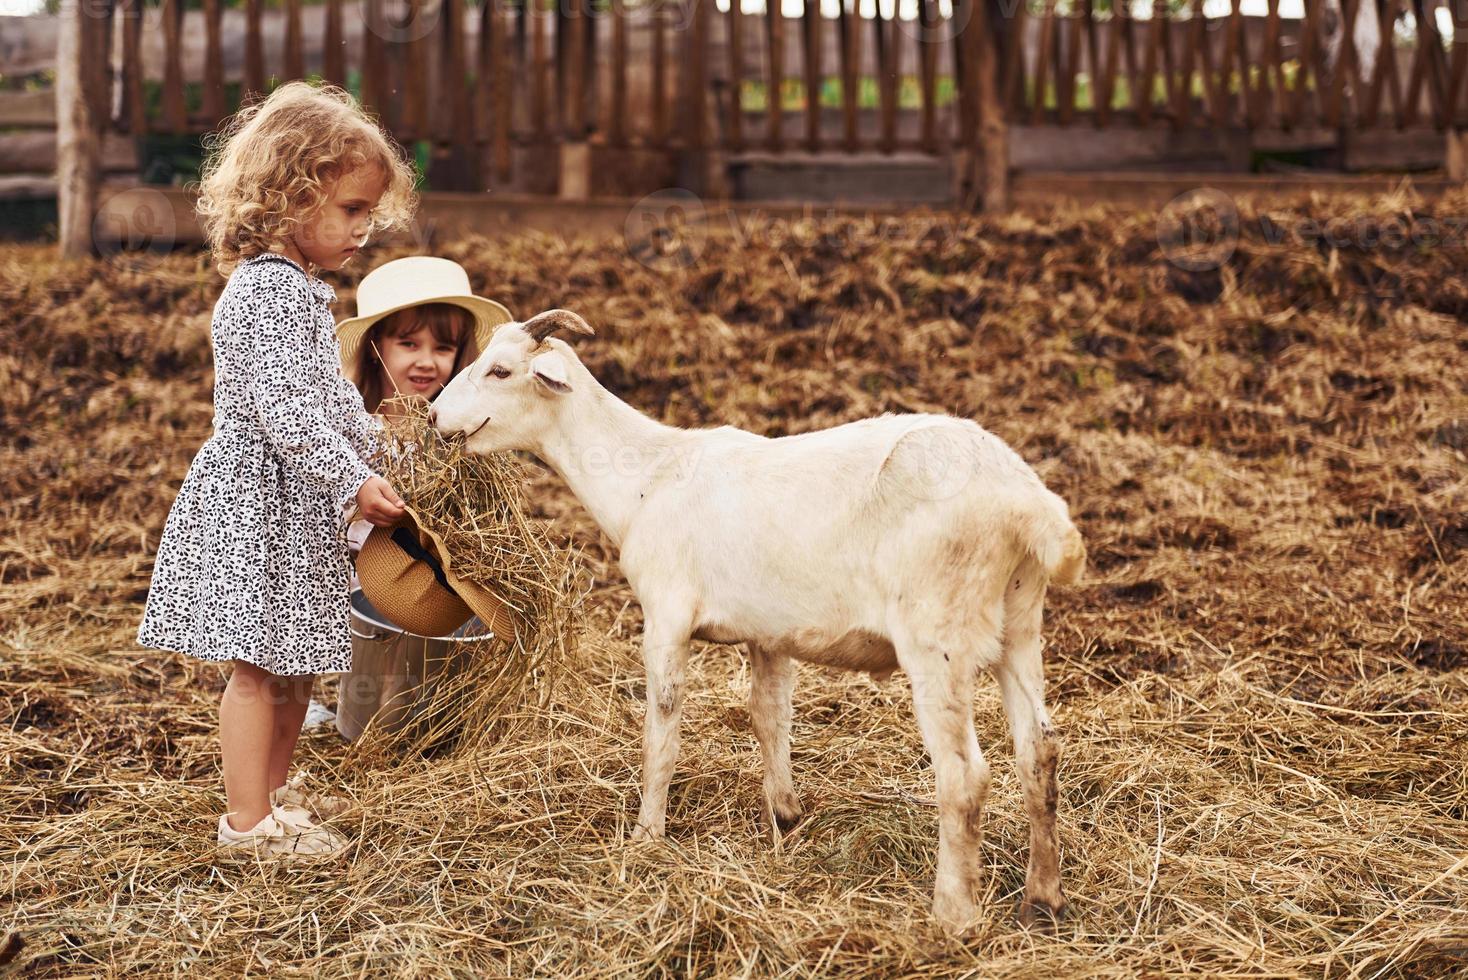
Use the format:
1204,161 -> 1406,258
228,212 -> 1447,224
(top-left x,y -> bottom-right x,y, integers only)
267,674 -> 315,794
220,659 -> 278,831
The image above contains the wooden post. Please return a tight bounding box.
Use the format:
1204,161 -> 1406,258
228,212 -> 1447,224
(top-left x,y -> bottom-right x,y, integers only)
1448,128 -> 1468,181
971,0 -> 1008,212
767,0 -> 784,151
802,0 -> 820,151
672,0 -> 716,195
162,0 -> 186,130
324,0 -> 345,85
245,0 -> 265,96
56,0 -> 103,258
611,0 -> 630,147
204,0 -> 225,124
560,0 -> 591,198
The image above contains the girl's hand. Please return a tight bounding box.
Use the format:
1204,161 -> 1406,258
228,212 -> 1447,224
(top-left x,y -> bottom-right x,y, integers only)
357,476 -> 406,527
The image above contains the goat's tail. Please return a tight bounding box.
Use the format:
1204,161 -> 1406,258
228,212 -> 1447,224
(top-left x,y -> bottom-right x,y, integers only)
1016,494 -> 1087,586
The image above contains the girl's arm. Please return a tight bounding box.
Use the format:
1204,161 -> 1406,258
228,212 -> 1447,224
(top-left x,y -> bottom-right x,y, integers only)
336,378 -> 385,464
243,276 -> 377,519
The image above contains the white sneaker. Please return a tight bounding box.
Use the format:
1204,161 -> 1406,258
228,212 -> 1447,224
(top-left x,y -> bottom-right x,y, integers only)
216,808 -> 347,859
271,770 -> 353,821
301,699 -> 336,730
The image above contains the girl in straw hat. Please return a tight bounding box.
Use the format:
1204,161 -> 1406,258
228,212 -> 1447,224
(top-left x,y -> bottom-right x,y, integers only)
336,256 -> 513,576
135,81 -> 415,860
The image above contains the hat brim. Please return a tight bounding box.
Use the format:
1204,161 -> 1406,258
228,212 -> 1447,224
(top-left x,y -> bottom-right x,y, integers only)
338,295 -> 515,386
401,503 -> 521,640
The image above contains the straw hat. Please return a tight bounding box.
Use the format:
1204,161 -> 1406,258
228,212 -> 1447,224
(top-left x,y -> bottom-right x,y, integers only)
337,256 -> 514,386
353,504 -> 519,639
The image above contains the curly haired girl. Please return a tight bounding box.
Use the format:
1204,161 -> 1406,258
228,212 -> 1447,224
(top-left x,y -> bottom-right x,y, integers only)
137,81 -> 417,858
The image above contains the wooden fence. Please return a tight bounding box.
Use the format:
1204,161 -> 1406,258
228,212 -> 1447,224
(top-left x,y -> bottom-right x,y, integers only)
6,0 -> 1468,193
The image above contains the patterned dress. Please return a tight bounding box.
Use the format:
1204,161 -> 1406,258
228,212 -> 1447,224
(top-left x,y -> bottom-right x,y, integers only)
137,253 -> 385,676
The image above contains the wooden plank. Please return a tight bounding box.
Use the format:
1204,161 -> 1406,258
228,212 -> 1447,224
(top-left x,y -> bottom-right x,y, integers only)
445,0 -> 471,153
246,0 -> 265,96
475,0 -> 493,169
1261,0 -> 1283,126
1173,0 -> 1200,126
1057,0 -> 1080,124
1031,0 -> 1055,125
1135,0 -> 1156,124
1156,0 -> 1177,126
1120,0 -> 1142,120
1003,0 -> 1029,116
723,0 -> 741,151
286,0 -> 304,80
564,0 -> 586,138
533,0 -> 550,140
1286,0 -> 1320,127
973,0 -> 1006,208
1418,0 -> 1452,126
1081,0 -> 1101,125
1097,0 -> 1121,125
162,0 -> 186,130
492,0 -> 511,180
950,0 -> 971,143
844,0 -> 861,151
1445,0 -> 1468,126
0,131 -> 139,174
123,0 -> 146,134
1324,0 -> 1359,126
1222,0 -> 1250,127
1362,0 -> 1403,127
953,0 -> 977,142
204,0 -> 225,123
803,0 -> 821,151
919,0 -> 937,148
324,0 -> 345,85
612,0 -> 630,146
877,0 -> 897,152
0,90 -> 56,128
1403,12 -> 1427,126
683,0 -> 708,149
767,0 -> 785,151
362,0 -> 384,114
652,1 -> 667,143
1192,0 -> 1220,125
85,0 -> 113,133
56,0 -> 97,258
404,0 -> 429,140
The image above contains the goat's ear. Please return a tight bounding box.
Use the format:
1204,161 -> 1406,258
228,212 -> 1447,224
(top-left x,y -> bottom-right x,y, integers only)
529,350 -> 572,394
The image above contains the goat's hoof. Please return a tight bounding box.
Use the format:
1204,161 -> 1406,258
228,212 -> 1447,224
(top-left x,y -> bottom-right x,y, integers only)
1017,895 -> 1068,932
765,794 -> 804,836
629,823 -> 663,843
932,895 -> 980,937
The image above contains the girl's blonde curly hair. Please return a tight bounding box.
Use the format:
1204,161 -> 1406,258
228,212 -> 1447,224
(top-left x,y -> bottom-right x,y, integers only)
195,81 -> 418,274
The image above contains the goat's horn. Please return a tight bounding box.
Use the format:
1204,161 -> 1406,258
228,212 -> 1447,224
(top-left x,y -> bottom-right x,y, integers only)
523,309 -> 595,342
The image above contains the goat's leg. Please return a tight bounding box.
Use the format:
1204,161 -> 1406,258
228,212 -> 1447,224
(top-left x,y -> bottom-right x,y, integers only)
895,627 -> 992,935
631,614 -> 692,840
748,643 -> 802,836
994,569 -> 1067,929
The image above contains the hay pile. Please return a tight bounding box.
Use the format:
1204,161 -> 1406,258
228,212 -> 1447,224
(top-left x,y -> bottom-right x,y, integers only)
1,185 -> 1465,975
347,394 -> 583,758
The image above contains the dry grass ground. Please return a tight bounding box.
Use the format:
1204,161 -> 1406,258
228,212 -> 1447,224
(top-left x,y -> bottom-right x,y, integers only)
2,188 -> 1465,976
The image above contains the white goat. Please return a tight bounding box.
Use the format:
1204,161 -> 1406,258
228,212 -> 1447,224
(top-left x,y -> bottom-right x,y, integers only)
429,310 -> 1085,933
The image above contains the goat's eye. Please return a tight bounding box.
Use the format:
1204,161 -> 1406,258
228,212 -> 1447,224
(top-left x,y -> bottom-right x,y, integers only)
488,364 -> 511,379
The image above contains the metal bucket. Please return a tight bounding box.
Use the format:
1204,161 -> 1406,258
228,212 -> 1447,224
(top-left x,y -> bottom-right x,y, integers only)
337,587 -> 497,743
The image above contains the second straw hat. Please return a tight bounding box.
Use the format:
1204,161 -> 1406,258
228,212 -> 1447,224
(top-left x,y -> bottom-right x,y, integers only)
353,504 -> 519,639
